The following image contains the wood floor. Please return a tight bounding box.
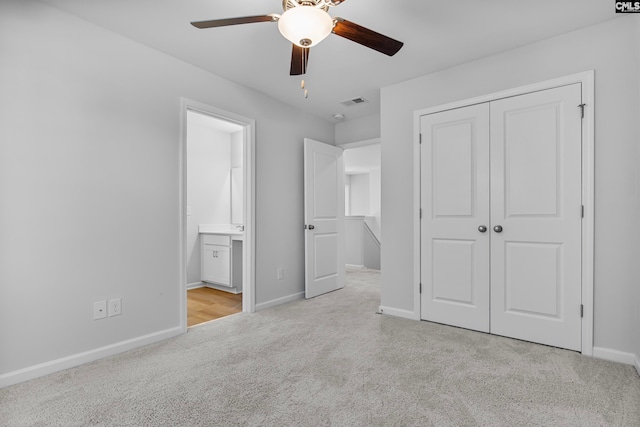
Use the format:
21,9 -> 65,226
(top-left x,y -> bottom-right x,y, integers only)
187,287 -> 242,327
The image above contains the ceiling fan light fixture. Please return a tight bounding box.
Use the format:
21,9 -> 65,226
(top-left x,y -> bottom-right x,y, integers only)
277,6 -> 333,47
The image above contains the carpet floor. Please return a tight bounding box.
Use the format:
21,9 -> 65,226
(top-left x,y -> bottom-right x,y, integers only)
1,268 -> 639,426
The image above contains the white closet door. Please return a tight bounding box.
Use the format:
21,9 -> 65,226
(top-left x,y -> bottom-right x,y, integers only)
420,103 -> 491,332
490,84 -> 582,351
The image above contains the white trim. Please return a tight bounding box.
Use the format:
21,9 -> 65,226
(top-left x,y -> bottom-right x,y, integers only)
378,306 -> 421,321
346,263 -> 365,268
412,102 -> 422,321
0,327 -> 182,389
635,355 -> 640,376
179,99 -> 257,333
412,71 -> 595,356
255,292 -> 304,312
179,100 -> 188,335
592,347 -> 638,366
201,283 -> 242,294
579,71 -> 595,357
186,281 -> 205,291
414,71 -> 594,117
336,137 -> 380,149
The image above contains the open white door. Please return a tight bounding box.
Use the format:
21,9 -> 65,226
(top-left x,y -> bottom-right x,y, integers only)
304,138 -> 345,299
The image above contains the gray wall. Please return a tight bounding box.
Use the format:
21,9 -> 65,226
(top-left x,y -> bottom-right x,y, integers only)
348,173 -> 370,216
381,16 -> 640,356
0,0 -> 334,378
345,217 -> 364,266
335,113 -> 380,144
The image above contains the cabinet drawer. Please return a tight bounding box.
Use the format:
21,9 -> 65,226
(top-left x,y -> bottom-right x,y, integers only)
202,234 -> 231,246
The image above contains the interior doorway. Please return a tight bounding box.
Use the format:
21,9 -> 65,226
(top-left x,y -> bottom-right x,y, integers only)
179,99 -> 256,331
340,140 -> 381,270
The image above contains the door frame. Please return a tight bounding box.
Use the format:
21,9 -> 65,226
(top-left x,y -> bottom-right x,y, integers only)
179,98 -> 256,333
413,71 -> 595,355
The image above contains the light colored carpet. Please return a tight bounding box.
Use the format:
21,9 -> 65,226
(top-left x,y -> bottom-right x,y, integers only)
1,268 -> 639,426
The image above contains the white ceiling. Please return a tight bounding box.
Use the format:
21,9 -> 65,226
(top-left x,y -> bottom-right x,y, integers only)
38,0 -> 617,123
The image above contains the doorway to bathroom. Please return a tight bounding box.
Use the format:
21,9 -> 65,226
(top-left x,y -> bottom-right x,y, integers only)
179,99 -> 255,329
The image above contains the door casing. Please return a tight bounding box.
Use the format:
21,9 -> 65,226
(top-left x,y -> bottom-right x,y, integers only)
412,71 -> 595,355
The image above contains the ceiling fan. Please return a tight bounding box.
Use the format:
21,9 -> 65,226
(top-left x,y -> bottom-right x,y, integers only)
191,0 -> 404,76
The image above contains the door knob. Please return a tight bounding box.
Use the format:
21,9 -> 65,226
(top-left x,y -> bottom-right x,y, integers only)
493,225 -> 503,233
308,225 -> 315,230
478,225 -> 487,233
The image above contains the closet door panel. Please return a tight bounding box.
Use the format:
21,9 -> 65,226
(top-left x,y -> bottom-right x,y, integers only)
420,103 -> 490,333
490,84 -> 582,351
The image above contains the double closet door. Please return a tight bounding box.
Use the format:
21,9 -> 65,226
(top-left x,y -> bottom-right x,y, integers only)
420,84 -> 583,351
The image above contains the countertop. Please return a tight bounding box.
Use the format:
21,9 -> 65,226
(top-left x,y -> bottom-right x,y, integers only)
199,224 -> 244,240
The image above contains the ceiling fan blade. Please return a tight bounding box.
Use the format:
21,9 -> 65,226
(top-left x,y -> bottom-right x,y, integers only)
332,18 -> 403,56
191,15 -> 277,29
290,44 -> 310,76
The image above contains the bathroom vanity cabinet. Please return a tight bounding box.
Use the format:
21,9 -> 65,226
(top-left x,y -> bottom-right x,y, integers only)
200,232 -> 243,293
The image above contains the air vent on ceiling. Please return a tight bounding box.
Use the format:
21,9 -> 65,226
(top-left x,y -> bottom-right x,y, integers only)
340,97 -> 369,107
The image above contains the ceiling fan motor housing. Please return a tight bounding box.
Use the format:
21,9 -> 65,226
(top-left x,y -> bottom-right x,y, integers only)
283,0 -> 329,12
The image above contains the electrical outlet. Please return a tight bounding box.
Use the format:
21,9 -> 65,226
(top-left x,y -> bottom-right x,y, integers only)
93,301 -> 107,320
108,298 -> 122,317
277,268 -> 284,280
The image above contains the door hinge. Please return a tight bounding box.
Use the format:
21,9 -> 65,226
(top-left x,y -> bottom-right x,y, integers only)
580,304 -> 584,318
419,133 -> 422,144
581,205 -> 584,218
419,283 -> 422,294
578,103 -> 586,119
419,208 -> 422,219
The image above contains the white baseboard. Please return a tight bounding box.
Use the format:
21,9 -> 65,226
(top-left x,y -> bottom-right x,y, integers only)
186,281 -> 205,290
592,347 -> 637,366
0,327 -> 183,389
635,355 -> 640,377
378,305 -> 420,321
255,292 -> 304,312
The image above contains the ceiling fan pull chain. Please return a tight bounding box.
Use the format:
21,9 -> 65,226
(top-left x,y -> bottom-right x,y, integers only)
300,50 -> 308,99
